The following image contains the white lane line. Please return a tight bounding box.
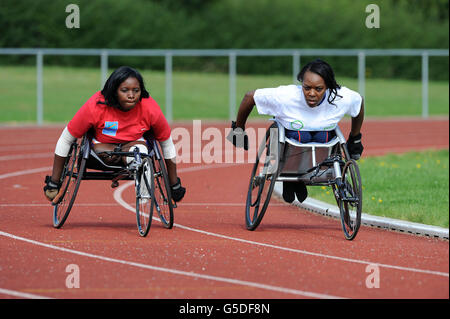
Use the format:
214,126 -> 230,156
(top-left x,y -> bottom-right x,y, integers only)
0,153 -> 53,161
0,230 -> 343,299
0,144 -> 55,152
0,166 -> 52,180
175,224 -> 450,278
114,181 -> 449,278
3,166 -> 449,280
0,288 -> 52,299
0,203 -> 120,207
0,165 -> 344,298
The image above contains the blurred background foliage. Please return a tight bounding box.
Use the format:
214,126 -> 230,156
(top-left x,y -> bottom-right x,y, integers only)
0,0 -> 448,79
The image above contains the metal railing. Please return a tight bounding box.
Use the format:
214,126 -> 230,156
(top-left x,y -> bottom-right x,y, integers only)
1,48 -> 448,124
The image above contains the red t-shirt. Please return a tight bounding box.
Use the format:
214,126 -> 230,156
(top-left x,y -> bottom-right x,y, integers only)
67,91 -> 171,143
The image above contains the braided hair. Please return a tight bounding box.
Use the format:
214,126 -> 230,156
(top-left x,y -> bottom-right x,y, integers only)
297,59 -> 342,105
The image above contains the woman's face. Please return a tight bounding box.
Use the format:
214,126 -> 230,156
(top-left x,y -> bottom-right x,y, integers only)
301,71 -> 327,108
117,77 -> 141,111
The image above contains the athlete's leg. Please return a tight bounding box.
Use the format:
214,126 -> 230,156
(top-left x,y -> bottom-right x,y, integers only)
285,129 -> 312,143
92,142 -> 122,165
311,130 -> 336,143
121,140 -> 148,166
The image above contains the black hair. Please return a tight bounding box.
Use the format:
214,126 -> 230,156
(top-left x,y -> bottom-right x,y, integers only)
297,58 -> 342,105
99,66 -> 149,108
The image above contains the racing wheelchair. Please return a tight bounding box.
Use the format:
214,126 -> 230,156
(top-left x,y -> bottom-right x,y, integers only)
246,119 -> 362,240
51,130 -> 175,237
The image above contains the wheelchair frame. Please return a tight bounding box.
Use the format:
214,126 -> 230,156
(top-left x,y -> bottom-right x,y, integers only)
245,119 -> 362,240
51,131 -> 175,237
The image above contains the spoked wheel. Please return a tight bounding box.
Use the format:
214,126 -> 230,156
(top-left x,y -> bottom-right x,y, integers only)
245,123 -> 280,230
135,157 -> 155,237
52,138 -> 86,228
337,159 -> 362,240
151,142 -> 174,229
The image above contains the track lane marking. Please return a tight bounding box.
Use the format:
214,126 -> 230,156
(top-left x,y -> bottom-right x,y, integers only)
0,202 -> 287,209
0,153 -> 53,161
0,165 -> 343,298
2,164 -> 448,301
0,230 -> 343,299
3,166 -> 449,278
0,166 -> 52,180
0,288 -> 52,299
0,203 -> 121,207
113,169 -> 449,278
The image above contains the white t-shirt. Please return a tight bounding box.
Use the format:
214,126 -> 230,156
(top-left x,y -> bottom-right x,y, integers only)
253,85 -> 362,131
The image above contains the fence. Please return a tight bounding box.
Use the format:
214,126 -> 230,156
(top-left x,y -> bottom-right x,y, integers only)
0,48 -> 448,124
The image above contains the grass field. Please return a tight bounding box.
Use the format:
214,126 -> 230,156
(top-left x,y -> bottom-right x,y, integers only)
0,65 -> 448,123
308,149 -> 449,228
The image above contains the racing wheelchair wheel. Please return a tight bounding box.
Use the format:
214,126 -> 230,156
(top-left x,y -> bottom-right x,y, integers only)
245,123 -> 281,230
52,137 -> 87,228
150,141 -> 174,229
135,157 -> 155,237
337,159 -> 362,240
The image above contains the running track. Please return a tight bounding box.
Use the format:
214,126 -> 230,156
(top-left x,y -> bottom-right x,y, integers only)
0,118 -> 448,301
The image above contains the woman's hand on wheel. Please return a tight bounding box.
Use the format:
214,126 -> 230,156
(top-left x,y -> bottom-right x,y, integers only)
347,133 -> 364,160
171,177 -> 186,202
226,121 -> 249,150
43,175 -> 61,201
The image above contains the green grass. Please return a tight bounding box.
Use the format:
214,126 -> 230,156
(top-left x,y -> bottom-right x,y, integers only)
308,149 -> 449,228
0,65 -> 448,123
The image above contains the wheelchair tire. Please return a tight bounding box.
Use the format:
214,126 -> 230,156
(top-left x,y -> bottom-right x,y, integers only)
245,123 -> 281,230
135,157 -> 155,237
151,142 -> 174,229
52,139 -> 86,228
338,159 -> 362,240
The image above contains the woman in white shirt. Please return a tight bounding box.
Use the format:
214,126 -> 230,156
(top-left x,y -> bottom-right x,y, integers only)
228,58 -> 364,203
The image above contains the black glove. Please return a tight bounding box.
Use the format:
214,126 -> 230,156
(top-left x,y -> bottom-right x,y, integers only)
43,175 -> 61,201
171,177 -> 186,202
226,121 -> 249,150
347,133 -> 364,160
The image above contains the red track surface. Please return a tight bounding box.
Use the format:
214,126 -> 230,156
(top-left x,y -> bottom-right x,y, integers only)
0,118 -> 448,300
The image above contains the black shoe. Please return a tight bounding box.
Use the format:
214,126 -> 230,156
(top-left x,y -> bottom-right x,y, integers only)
294,181 -> 308,203
282,182 -> 295,203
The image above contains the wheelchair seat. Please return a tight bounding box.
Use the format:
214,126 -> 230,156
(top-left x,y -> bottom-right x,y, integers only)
85,147 -> 127,171
269,119 -> 345,184
78,133 -> 134,181
282,136 -> 340,175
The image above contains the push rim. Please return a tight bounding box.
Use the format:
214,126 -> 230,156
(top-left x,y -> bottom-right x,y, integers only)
339,159 -> 362,240
152,152 -> 174,229
136,157 -> 154,237
53,140 -> 85,228
245,124 -> 279,230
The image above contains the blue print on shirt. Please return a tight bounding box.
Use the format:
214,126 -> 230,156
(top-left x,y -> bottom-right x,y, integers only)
102,121 -> 118,136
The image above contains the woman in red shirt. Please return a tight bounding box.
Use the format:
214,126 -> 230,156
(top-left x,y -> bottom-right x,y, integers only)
43,66 -> 186,202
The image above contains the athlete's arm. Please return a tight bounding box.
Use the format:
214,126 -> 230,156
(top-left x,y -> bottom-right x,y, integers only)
350,98 -> 364,137
52,126 -> 77,182
347,98 -> 365,160
44,127 -> 77,201
235,90 -> 256,129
